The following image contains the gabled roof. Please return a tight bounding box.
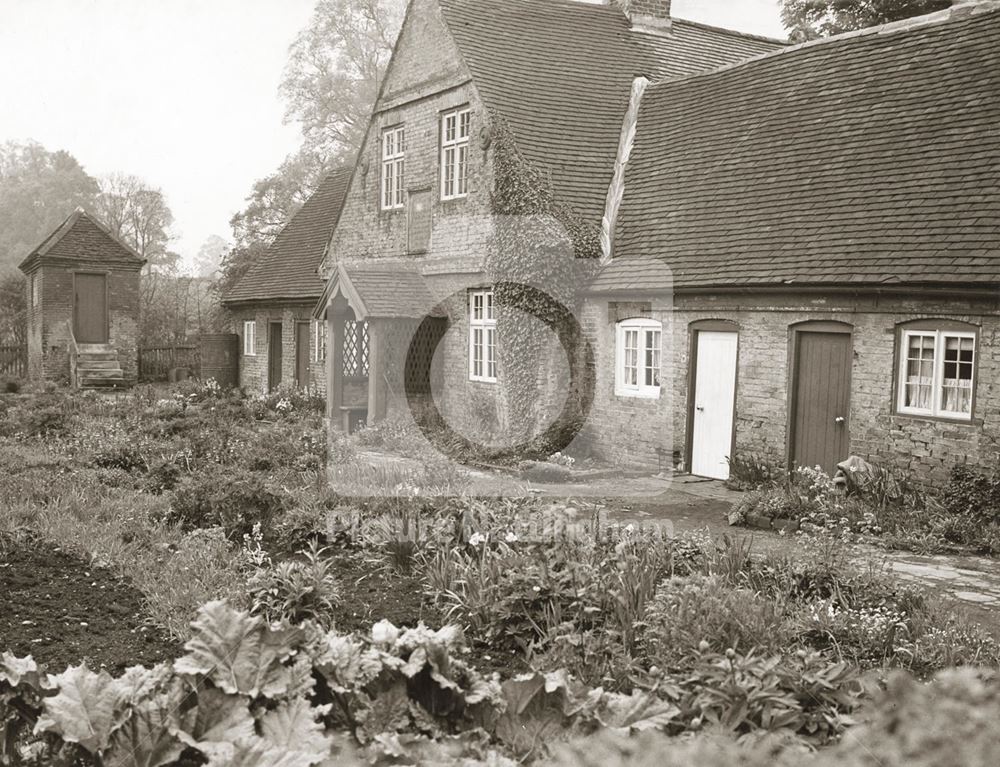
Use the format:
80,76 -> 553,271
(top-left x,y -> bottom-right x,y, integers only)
18,208 -> 145,273
313,262 -> 443,320
224,168 -> 352,304
439,0 -> 783,220
592,2 -> 1000,292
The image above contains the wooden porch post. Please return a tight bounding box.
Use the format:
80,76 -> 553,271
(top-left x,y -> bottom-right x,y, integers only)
367,319 -> 386,423
327,311 -> 343,422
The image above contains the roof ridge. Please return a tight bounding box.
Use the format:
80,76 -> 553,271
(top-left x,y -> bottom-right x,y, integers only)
670,17 -> 788,46
647,0 -> 1000,93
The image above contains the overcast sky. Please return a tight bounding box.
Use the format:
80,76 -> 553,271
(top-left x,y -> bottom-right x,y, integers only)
0,1 -> 785,266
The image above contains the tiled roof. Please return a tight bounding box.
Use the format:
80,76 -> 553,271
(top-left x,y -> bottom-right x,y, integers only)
314,262 -> 443,320
18,208 -> 144,273
439,0 -> 783,220
224,168 -> 352,304
593,3 -> 1000,292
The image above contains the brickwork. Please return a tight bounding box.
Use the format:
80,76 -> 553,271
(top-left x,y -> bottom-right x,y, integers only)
613,1 -> 672,21
229,303 -> 327,395
22,262 -> 140,385
581,291 -> 1000,481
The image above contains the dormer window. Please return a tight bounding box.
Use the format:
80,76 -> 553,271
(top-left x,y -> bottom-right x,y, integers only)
381,125 -> 405,210
441,108 -> 470,200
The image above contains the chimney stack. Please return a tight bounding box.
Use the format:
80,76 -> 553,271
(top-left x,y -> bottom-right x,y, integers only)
611,1 -> 672,31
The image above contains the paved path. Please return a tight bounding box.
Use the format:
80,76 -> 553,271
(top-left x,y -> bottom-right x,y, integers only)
516,472 -> 1000,611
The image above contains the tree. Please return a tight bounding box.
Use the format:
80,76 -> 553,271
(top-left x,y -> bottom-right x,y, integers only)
0,272 -> 26,346
780,0 -> 952,41
0,141 -> 100,277
190,234 -> 230,279
225,0 -> 405,282
95,173 -> 177,271
281,0 -> 407,166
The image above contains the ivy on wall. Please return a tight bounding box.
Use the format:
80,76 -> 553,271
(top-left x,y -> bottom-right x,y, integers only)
484,111 -> 599,444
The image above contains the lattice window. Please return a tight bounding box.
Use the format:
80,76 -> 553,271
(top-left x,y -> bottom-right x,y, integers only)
343,320 -> 369,377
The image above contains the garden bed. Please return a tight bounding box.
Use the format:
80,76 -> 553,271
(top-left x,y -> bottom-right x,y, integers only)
0,535 -> 179,673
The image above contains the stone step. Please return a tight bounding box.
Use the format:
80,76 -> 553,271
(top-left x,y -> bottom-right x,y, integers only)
78,344 -> 115,353
78,368 -> 124,380
78,351 -> 118,361
79,378 -> 127,389
77,359 -> 121,370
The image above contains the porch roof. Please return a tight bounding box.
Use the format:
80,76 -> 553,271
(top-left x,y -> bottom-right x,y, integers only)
313,263 -> 444,321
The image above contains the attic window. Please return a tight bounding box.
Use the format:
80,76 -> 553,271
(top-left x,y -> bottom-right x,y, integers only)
381,125 -> 405,210
441,108 -> 470,200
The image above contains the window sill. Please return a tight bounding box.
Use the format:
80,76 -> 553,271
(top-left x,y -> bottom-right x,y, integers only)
892,411 -> 981,427
470,377 -> 497,385
441,194 -> 469,204
615,387 -> 661,400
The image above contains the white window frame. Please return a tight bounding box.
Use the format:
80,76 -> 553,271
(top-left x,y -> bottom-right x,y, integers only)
312,320 -> 327,363
381,125 -> 405,210
897,328 -> 976,421
615,318 -> 662,398
468,289 -> 496,383
440,108 -> 471,200
31,273 -> 39,307
243,320 -> 257,356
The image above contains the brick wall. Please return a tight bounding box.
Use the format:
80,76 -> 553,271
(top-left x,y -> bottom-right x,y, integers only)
27,262 -> 140,385
229,303 -> 327,395
580,291 -> 1000,480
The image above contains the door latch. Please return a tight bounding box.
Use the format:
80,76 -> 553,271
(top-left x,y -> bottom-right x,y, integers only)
835,416 -> 845,424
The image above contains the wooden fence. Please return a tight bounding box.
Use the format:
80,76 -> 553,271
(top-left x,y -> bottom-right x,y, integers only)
139,345 -> 200,382
0,345 -> 27,380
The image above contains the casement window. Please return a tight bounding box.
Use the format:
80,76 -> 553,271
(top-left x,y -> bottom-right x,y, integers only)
440,108 -> 470,200
312,320 -> 327,363
381,125 -> 405,210
615,318 -> 662,398
469,290 -> 496,382
897,326 -> 977,420
242,320 -> 257,356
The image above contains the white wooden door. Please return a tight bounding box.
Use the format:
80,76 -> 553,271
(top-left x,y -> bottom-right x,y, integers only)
691,331 -> 738,480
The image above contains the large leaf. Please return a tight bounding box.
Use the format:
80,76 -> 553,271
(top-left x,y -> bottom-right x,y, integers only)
174,600 -> 301,697
172,686 -> 256,759
585,689 -> 679,732
104,694 -> 185,767
34,664 -> 120,753
314,633 -> 383,694
494,672 -> 583,756
206,735 -> 324,767
258,696 -> 335,764
0,653 -> 43,689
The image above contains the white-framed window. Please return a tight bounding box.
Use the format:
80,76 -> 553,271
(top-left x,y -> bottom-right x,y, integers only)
31,273 -> 39,307
897,328 -> 976,420
243,320 -> 257,356
469,289 -> 496,383
441,108 -> 470,200
615,318 -> 662,398
381,125 -> 405,210
313,320 -> 327,363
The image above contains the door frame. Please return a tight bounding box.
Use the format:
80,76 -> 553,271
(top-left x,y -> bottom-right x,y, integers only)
294,320 -> 311,389
72,270 -> 110,344
268,321 -> 284,391
685,319 -> 740,476
786,320 -> 854,473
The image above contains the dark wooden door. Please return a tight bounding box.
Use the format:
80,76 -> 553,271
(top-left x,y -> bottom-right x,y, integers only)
791,331 -> 851,474
268,323 -> 283,391
74,273 -> 108,343
295,322 -> 310,389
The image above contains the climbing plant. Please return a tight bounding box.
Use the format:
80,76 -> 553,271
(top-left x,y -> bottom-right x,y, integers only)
484,111 -> 599,446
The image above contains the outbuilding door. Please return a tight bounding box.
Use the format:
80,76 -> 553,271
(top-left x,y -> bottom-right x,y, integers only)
690,330 -> 738,480
268,322 -> 283,391
295,322 -> 311,389
790,330 -> 852,474
74,273 -> 108,344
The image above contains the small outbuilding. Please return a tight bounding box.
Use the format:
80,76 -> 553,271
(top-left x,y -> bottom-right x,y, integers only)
18,208 -> 145,388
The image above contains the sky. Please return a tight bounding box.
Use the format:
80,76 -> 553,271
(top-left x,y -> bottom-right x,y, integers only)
0,1 -> 785,266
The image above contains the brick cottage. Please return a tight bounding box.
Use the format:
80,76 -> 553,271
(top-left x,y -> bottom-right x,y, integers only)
256,0 -> 997,481
223,168 -> 352,394
18,208 -> 144,388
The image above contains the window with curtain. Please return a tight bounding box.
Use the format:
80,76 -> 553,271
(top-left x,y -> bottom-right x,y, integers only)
469,289 -> 496,382
898,328 -> 976,419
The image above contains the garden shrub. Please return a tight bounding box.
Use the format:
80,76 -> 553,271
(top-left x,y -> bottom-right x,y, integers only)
166,468 -> 289,540
726,453 -> 783,491
2,378 -> 20,393
643,575 -> 792,665
248,542 -> 339,627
